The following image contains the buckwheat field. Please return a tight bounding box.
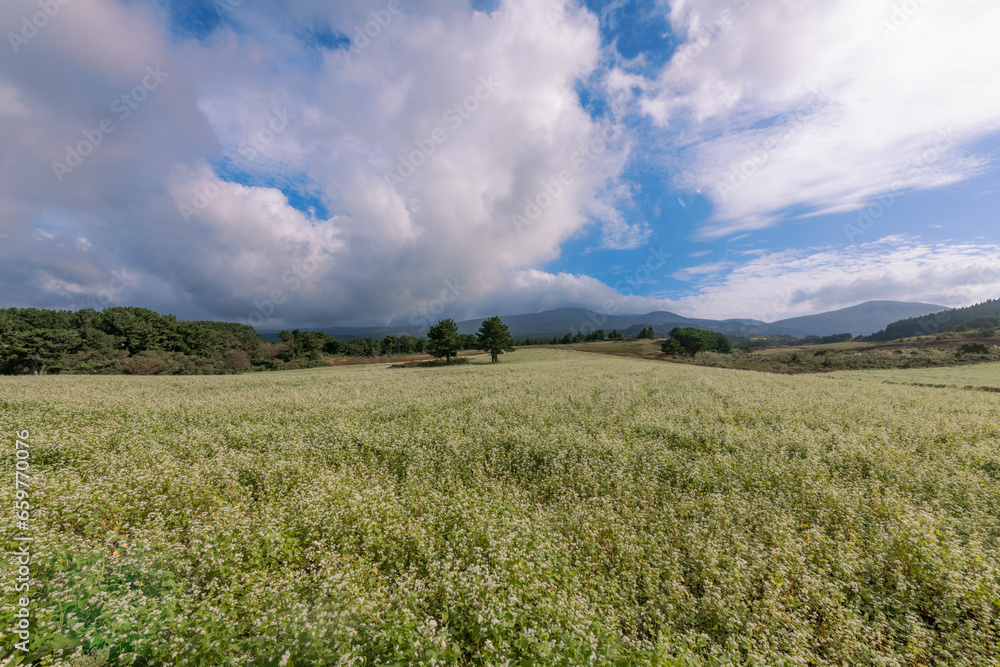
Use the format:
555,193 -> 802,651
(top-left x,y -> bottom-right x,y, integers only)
2,349 -> 999,666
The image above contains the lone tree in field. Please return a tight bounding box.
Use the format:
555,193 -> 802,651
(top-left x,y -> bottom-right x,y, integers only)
476,316 -> 516,363
427,318 -> 460,364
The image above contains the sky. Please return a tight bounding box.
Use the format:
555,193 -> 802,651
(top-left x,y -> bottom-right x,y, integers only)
1,0 -> 999,330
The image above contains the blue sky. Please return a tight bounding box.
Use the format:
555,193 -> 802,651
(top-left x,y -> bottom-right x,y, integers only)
1,0 -> 999,329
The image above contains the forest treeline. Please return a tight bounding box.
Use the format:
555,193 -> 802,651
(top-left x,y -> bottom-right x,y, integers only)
866,299 -> 999,341
0,307 -> 508,375
1,306 -> 670,375
0,307 -> 264,375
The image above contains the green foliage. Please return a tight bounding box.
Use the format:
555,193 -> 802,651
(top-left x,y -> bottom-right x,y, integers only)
0,308 -> 447,375
957,342 -> 990,355
869,298 -> 1000,341
798,332 -> 854,345
69,648 -> 110,667
672,343 -> 1000,374
0,307 -> 262,375
476,316 -> 516,363
379,334 -> 428,356
607,329 -> 625,341
661,338 -> 683,356
661,327 -> 732,356
427,318 -> 460,364
560,332 -> 588,345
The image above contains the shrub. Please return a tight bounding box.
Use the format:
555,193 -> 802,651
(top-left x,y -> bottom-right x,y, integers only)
222,349 -> 252,374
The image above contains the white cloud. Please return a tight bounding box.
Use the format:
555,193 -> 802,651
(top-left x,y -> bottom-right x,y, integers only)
669,237 -> 1000,321
0,0 -> 647,328
671,260 -> 731,281
636,0 -> 1000,237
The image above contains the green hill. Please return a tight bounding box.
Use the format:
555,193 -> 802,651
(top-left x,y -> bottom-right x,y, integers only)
867,298 -> 999,340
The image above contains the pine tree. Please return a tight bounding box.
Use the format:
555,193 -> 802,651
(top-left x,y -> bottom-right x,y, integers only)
476,316 -> 516,363
427,318 -> 460,364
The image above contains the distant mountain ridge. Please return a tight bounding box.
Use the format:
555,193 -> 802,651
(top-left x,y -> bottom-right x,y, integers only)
771,301 -> 949,338
868,298 -> 998,340
260,300 -> 949,341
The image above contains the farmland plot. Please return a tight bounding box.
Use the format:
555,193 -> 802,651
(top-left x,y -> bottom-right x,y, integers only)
831,361 -> 1000,391
2,350 -> 999,665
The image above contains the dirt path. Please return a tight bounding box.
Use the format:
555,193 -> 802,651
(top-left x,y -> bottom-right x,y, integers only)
328,350 -> 487,366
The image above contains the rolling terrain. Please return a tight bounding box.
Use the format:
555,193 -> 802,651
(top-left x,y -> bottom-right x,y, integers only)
3,349 -> 998,665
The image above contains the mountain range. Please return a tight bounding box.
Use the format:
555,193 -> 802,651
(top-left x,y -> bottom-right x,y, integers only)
261,300 -> 949,341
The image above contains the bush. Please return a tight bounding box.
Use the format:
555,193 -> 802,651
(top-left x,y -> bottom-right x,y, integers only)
661,338 -> 682,356
958,342 -> 990,355
222,349 -> 252,374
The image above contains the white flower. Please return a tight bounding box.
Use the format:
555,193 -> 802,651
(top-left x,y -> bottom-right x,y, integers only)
278,650 -> 291,667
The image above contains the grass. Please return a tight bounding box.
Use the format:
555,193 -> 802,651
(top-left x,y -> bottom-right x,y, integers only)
750,341 -> 874,356
558,338 -> 1000,375
546,339 -> 664,360
831,361 -> 1000,391
678,344 -> 1000,374
2,349 -> 1000,665
554,334 -> 1000,377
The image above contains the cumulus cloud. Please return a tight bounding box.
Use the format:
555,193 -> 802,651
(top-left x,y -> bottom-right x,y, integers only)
0,0 -> 646,329
636,0 -> 1000,237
